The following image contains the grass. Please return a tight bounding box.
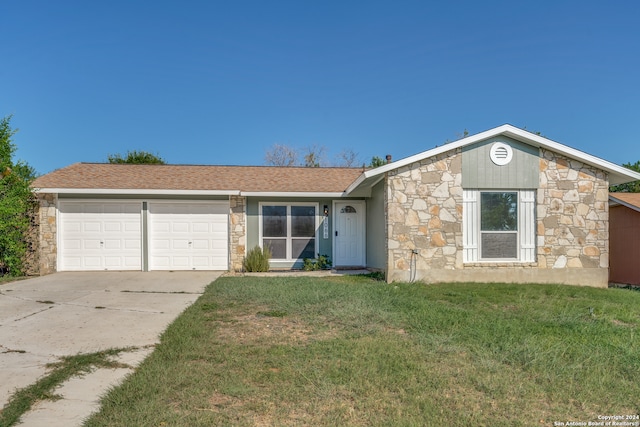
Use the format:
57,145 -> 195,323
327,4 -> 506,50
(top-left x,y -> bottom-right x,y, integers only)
0,348 -> 131,427
82,276 -> 640,426
0,276 -> 27,285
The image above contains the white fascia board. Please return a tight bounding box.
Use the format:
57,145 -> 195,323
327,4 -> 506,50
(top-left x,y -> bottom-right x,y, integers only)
240,191 -> 346,198
344,173 -> 368,194
609,195 -> 640,213
346,124 -> 640,191
500,126 -> 640,183
32,188 -> 241,196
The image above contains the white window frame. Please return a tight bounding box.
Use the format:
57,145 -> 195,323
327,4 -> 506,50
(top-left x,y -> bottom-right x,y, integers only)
463,189 -> 536,263
258,202 -> 319,261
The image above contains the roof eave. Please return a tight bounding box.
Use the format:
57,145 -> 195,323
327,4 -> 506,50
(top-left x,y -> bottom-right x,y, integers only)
609,195 -> 640,213
500,127 -> 640,185
33,188 -> 354,198
32,188 -> 242,196
240,191 -> 347,198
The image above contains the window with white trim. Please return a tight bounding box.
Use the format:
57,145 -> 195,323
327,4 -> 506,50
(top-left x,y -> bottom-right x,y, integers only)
463,190 -> 536,262
260,203 -> 318,261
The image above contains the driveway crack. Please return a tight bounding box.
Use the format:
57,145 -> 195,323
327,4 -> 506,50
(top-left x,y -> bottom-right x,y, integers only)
121,290 -> 203,295
57,302 -> 165,314
9,306 -> 56,322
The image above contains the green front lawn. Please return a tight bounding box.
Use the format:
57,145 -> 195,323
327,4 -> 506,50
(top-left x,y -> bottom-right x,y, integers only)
85,276 -> 640,426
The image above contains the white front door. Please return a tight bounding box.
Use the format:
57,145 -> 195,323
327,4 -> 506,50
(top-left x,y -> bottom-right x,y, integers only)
148,201 -> 229,270
59,201 -> 142,271
333,201 -> 365,267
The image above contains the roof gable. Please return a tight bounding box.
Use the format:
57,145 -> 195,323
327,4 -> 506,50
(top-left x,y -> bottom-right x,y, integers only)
346,124 -> 640,194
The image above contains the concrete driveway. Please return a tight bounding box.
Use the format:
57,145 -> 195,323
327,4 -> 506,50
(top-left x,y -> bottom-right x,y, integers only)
0,271 -> 222,426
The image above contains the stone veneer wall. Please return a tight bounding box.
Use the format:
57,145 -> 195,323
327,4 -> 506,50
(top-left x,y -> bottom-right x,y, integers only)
386,148 -> 610,287
537,149 -> 609,271
229,195 -> 246,272
37,193 -> 57,275
386,149 -> 463,280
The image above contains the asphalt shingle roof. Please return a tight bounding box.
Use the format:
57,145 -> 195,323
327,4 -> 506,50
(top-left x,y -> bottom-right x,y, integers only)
610,192 -> 640,210
32,163 -> 364,193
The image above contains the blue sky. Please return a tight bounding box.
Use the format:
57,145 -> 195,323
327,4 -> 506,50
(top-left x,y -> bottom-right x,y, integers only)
2,1 -> 639,175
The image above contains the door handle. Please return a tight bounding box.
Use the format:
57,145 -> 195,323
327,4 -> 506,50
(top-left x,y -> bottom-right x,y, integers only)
335,231 -> 338,236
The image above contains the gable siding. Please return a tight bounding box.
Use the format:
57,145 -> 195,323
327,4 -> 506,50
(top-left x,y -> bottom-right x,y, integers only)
462,136 -> 539,189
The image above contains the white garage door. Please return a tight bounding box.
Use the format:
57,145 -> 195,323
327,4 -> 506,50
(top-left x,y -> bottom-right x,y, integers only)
59,201 -> 142,271
148,201 -> 229,270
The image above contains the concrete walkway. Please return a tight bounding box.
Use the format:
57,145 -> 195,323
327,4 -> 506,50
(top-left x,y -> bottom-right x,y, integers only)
0,271 -> 222,426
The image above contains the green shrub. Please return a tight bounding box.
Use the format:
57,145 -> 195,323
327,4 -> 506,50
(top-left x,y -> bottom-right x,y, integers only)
302,254 -> 332,271
243,246 -> 271,272
0,115 -> 37,276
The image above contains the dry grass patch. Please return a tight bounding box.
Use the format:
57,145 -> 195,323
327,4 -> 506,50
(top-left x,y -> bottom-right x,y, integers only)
211,307 -> 324,346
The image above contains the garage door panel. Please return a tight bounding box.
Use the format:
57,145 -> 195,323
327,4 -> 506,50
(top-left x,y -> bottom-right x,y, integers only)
192,257 -> 211,268
124,256 -> 141,267
148,201 -> 228,271
212,229 -> 227,238
104,257 -> 124,267
152,222 -> 170,232
83,257 -> 102,268
64,257 -> 81,268
192,239 -> 209,250
84,222 -> 102,233
103,240 -> 122,250
171,256 -> 190,267
83,239 -> 102,250
211,222 -> 227,234
172,222 -> 189,233
125,222 -> 140,232
104,223 -> 122,232
63,239 -> 81,250
124,240 -> 141,250
65,222 -> 82,232
152,239 -> 170,250
192,222 -> 210,233
151,256 -> 170,268
59,201 -> 142,271
172,240 -> 190,250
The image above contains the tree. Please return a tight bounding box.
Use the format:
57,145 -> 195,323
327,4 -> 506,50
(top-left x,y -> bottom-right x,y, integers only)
264,144 -> 298,166
0,115 -> 37,276
369,156 -> 386,168
264,143 -> 329,167
335,149 -> 360,167
610,160 -> 640,193
302,144 -> 327,167
107,150 -> 166,164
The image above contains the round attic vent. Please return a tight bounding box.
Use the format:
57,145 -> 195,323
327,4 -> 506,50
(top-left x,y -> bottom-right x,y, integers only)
490,142 -> 513,166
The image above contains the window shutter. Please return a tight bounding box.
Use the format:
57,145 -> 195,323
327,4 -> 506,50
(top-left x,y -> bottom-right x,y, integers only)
463,190 -> 478,262
519,190 -> 536,262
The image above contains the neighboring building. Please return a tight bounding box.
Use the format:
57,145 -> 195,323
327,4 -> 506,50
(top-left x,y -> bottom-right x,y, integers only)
32,124 -> 640,287
609,193 -> 640,286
